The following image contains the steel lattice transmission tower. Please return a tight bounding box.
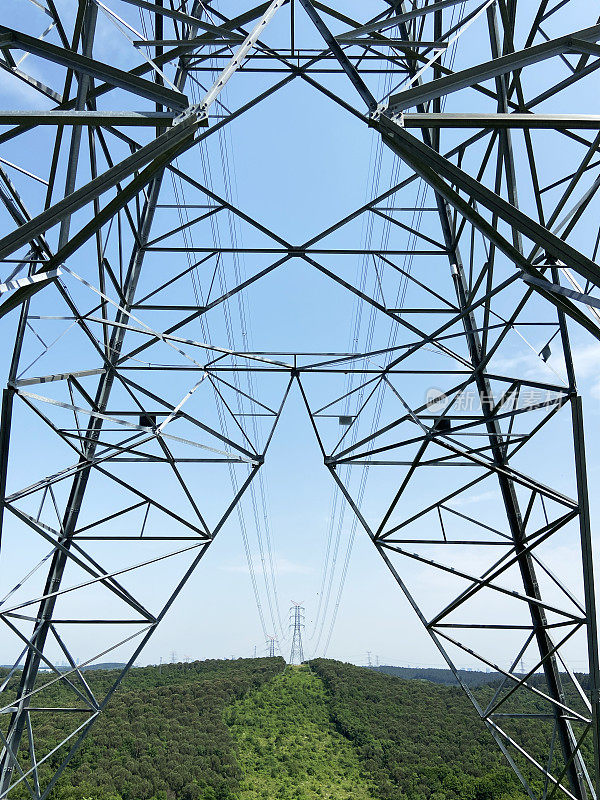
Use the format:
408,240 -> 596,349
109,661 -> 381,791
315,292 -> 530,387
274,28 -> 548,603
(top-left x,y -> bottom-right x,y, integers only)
0,1 -> 600,798
289,603 -> 305,666
267,636 -> 277,658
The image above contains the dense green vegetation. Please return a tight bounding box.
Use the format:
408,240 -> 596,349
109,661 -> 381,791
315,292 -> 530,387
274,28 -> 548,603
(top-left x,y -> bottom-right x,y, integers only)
4,656 -> 589,800
309,659 -> 527,800
226,666 -> 376,800
6,658 -> 285,800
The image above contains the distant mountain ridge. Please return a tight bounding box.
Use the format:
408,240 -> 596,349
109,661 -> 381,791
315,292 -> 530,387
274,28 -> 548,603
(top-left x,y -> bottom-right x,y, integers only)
368,664 -> 591,689
0,661 -> 127,672
367,664 -> 505,686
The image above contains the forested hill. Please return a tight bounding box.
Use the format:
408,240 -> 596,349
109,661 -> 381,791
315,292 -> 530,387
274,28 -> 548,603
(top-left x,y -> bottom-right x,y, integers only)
3,657 -> 534,800
310,659 -> 527,800
6,657 -> 285,800
368,665 -> 504,686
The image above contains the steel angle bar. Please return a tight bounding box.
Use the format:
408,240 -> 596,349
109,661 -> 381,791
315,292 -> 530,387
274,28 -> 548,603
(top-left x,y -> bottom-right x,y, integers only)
484,629 -> 542,716
386,24 -> 600,112
198,0 -> 289,114
0,170 -> 52,264
335,0 -> 470,40
379,554 -> 581,633
167,164 -> 292,247
371,545 -> 537,798
0,58 -> 63,104
571,41 -> 600,59
2,507 -> 160,618
297,0 -> 377,111
401,113 -> 600,129
25,714 -> 39,799
488,722 -> 584,800
325,38 -> 447,48
61,463 -> 209,539
309,1 -> 358,27
209,374 -> 280,414
547,730 -> 596,800
4,626 -> 154,717
0,111 -> 176,126
0,620 -> 97,711
523,274 -> 600,309
0,5 -> 215,792
429,435 -> 578,508
116,254 -> 294,366
421,517 -> 583,627
0,135 -> 200,321
376,118 -> 600,290
0,541 -> 205,620
370,207 -> 448,248
113,0 -> 246,41
14,369 -> 107,388
572,396 -> 600,792
0,147 -> 190,320
332,378 -> 472,462
374,121 -> 600,340
0,5 -> 280,152
0,725 -> 44,800
432,625 -> 590,723
302,254 -> 473,367
74,500 -> 147,535
16,388 -> 258,462
0,26 -> 189,109
0,114 -> 199,262
144,207 -> 222,247
483,634 -> 589,722
0,268 -> 61,294
296,127 -> 500,256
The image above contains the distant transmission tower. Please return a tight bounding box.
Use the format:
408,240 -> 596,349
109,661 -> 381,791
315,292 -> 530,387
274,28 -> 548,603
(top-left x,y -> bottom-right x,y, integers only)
289,603 -> 305,665
266,636 -> 277,658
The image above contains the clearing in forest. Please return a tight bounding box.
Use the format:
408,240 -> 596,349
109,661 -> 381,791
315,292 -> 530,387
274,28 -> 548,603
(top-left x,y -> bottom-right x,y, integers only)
226,666 -> 377,800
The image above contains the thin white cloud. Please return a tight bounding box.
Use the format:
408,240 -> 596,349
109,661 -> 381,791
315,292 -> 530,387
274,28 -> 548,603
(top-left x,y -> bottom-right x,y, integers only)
490,339 -> 600,406
570,343 -> 600,400
0,66 -> 53,107
447,489 -> 500,507
490,348 -> 566,384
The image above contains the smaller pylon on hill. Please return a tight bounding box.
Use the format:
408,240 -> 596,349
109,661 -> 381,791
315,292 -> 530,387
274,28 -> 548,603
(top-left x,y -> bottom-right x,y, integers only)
289,602 -> 305,665
266,636 -> 277,657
